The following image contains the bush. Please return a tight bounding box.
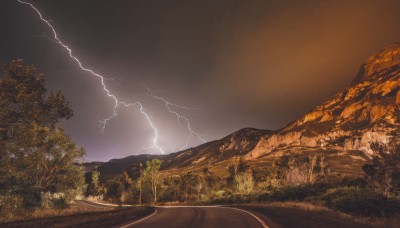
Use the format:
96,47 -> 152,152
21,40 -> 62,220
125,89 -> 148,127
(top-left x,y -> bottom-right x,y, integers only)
20,187 -> 42,212
0,194 -> 23,221
266,184 -> 328,202
322,186 -> 400,217
270,186 -> 309,201
51,197 -> 69,209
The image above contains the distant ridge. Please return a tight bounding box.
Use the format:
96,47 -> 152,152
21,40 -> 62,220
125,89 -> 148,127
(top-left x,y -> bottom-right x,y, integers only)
86,44 -> 400,180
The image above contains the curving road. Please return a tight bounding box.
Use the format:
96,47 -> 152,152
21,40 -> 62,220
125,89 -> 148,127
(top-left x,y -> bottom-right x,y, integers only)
121,206 -> 267,228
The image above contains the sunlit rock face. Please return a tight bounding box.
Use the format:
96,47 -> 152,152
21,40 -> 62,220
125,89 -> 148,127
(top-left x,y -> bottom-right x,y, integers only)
247,44 -> 400,159
352,44 -> 400,86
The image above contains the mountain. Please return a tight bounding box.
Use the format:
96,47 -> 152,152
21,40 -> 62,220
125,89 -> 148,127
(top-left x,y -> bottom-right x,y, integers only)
90,128 -> 271,180
87,44 -> 400,180
247,44 -> 400,159
83,161 -> 105,172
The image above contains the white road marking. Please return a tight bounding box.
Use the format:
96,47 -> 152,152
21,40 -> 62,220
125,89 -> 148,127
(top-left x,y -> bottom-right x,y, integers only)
222,207 -> 269,228
76,203 -> 268,227
76,200 -> 132,207
75,200 -> 110,209
157,205 -> 269,228
120,209 -> 158,228
156,205 -> 221,208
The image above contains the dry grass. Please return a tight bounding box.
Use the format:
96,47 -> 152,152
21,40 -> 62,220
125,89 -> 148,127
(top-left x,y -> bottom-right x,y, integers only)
1,206 -> 154,228
31,206 -> 110,218
261,201 -> 331,211
1,202 -> 111,223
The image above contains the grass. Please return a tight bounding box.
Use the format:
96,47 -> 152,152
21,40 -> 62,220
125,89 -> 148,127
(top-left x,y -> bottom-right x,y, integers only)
1,205 -> 154,228
261,201 -> 330,211
0,201 -> 110,223
21,206 -> 109,221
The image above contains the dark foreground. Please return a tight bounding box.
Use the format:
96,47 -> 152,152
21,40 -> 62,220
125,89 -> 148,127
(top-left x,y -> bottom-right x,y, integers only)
3,204 -> 379,228
2,206 -> 153,228
236,205 -> 367,228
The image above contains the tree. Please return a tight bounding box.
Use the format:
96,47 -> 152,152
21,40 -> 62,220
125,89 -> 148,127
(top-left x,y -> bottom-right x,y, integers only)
226,157 -> 255,194
235,172 -> 254,194
0,60 -> 84,211
105,179 -> 124,204
144,158 -> 162,203
271,154 -> 331,186
103,171 -> 136,204
363,143 -> 400,196
85,171 -> 100,196
0,60 -> 72,133
227,157 -> 250,184
178,171 -> 198,201
120,171 -> 135,204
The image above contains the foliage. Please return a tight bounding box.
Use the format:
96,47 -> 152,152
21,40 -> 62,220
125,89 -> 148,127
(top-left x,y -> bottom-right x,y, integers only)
104,171 -> 135,204
177,171 -> 198,202
226,157 -> 255,195
322,186 -> 400,217
235,172 -> 254,195
0,60 -> 84,214
51,197 -> 69,209
270,154 -> 330,186
363,143 -> 400,196
263,184 -> 322,202
85,171 -> 101,197
98,148 -> 400,218
227,157 -> 250,183
144,159 -> 162,203
0,193 -> 23,220
105,179 -> 125,204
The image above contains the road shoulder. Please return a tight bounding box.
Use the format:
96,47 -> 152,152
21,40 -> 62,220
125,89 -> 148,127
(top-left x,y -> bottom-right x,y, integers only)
233,204 -> 368,228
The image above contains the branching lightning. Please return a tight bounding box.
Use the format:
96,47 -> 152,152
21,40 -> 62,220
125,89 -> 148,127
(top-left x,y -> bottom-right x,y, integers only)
16,0 -> 165,152
16,0 -> 205,154
144,85 -> 207,150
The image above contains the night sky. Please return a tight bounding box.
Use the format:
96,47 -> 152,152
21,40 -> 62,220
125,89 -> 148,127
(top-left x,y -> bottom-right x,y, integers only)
1,0 -> 400,161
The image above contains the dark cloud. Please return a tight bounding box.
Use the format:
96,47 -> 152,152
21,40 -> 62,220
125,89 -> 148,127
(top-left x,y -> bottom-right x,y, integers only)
1,0 -> 400,161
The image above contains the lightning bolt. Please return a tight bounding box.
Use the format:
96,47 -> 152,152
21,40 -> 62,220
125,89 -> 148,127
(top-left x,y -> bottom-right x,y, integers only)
16,0 -> 206,154
144,86 -> 207,150
16,0 -> 167,153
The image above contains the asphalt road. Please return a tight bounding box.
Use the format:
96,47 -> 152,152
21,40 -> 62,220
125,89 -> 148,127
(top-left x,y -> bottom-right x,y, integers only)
122,206 -> 266,228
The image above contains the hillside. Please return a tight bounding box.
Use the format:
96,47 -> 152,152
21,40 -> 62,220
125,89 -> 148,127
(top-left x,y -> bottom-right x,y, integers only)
91,128 -> 271,180
87,44 -> 400,180
247,44 -> 399,159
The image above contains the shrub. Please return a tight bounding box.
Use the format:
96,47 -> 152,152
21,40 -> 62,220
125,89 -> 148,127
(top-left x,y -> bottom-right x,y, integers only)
20,187 -> 42,212
270,186 -> 308,201
322,186 -> 400,217
0,194 -> 23,221
51,197 -> 69,209
267,184 -> 328,202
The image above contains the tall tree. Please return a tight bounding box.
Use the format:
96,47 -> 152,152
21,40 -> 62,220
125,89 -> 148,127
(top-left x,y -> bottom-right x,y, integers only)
0,60 -> 84,208
85,171 -> 100,196
144,158 -> 162,203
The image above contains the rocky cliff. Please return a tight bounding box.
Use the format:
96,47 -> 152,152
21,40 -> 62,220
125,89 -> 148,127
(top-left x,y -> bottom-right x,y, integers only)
247,44 -> 400,159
